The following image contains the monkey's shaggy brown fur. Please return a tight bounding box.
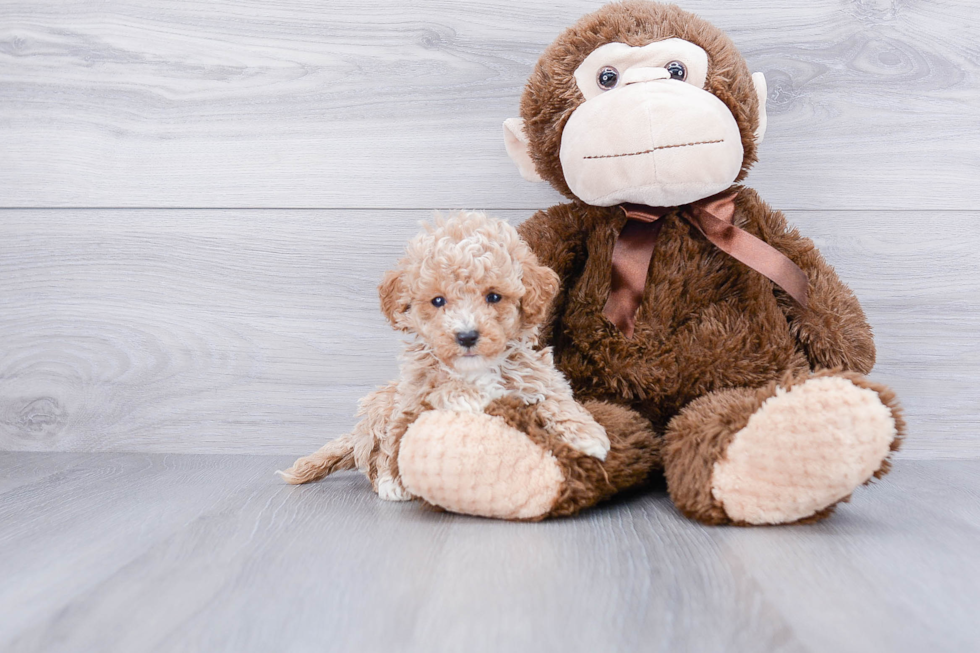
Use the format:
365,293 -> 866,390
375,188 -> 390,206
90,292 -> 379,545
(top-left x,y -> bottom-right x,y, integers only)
508,1 -> 904,524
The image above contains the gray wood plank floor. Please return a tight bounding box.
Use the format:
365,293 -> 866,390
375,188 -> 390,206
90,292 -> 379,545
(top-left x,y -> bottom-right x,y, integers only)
0,453 -> 977,653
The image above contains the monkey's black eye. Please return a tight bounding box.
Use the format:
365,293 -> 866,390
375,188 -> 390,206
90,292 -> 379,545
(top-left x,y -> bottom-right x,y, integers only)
665,61 -> 687,81
596,66 -> 619,90
431,296 -> 446,307
486,292 -> 502,304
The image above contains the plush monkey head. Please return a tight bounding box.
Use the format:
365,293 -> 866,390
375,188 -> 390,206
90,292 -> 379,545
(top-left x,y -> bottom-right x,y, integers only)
504,1 -> 768,207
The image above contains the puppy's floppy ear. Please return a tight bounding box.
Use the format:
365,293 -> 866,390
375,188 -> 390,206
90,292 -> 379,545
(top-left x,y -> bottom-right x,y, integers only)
520,255 -> 560,329
378,267 -> 410,332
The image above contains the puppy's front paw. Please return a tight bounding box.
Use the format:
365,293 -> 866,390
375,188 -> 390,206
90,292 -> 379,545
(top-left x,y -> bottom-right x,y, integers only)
376,475 -> 413,502
577,439 -> 610,461
561,421 -> 610,461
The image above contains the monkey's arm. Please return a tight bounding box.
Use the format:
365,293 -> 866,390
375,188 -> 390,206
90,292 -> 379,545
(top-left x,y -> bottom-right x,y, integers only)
740,189 -> 876,374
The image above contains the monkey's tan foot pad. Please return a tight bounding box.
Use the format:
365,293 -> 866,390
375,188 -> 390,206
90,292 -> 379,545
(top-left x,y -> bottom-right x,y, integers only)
711,377 -> 898,525
398,410 -> 564,520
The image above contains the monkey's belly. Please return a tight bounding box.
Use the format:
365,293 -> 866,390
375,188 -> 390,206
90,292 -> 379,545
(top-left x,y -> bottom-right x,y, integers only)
554,297 -> 808,428
551,215 -> 809,427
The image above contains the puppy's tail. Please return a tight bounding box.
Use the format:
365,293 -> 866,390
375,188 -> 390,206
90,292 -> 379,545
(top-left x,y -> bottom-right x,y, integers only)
277,435 -> 356,485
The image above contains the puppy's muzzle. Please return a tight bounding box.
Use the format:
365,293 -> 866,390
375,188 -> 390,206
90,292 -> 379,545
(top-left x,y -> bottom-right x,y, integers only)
455,330 -> 480,348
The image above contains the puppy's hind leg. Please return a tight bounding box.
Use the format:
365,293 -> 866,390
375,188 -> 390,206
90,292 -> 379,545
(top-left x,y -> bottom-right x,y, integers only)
278,435 -> 356,485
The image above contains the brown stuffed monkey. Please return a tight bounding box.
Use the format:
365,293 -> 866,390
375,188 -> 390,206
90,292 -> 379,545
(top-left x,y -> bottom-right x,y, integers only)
396,0 -> 904,525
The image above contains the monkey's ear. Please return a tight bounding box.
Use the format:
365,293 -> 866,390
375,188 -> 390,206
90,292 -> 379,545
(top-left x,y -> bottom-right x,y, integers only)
378,268 -> 411,332
752,72 -> 768,144
503,118 -> 544,183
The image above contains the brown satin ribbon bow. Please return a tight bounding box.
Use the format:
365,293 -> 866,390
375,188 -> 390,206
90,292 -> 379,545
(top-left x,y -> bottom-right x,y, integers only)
602,191 -> 809,338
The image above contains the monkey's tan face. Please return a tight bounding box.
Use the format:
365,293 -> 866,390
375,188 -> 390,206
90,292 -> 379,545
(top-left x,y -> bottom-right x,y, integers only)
559,38 -> 748,207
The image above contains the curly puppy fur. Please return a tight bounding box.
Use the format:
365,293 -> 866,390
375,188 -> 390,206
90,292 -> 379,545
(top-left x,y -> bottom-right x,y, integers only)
279,212 -> 610,498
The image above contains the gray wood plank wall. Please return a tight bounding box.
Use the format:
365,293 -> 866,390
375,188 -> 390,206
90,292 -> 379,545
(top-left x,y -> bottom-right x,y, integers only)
1,1 -> 978,457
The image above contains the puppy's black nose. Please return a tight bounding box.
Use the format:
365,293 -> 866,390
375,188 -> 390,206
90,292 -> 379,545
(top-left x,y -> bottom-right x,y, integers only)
455,330 -> 480,348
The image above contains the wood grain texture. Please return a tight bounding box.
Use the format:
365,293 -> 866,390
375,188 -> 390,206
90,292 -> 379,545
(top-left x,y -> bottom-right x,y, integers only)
0,0 -> 977,209
1,208 -> 977,457
0,454 -> 977,652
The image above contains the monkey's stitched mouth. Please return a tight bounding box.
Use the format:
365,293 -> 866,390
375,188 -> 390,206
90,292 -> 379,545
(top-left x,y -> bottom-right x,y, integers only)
583,138 -> 724,160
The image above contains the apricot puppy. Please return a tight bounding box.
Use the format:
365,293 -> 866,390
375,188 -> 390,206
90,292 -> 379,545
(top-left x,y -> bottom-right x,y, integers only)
279,211 -> 609,510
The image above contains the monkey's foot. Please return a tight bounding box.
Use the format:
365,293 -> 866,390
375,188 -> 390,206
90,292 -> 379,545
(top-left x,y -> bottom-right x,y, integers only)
398,410 -> 563,520
711,376 -> 898,525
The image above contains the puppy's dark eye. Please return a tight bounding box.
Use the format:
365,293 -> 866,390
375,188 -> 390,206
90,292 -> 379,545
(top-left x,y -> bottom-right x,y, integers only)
486,292 -> 502,304
665,61 -> 687,81
431,296 -> 446,307
596,66 -> 619,90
